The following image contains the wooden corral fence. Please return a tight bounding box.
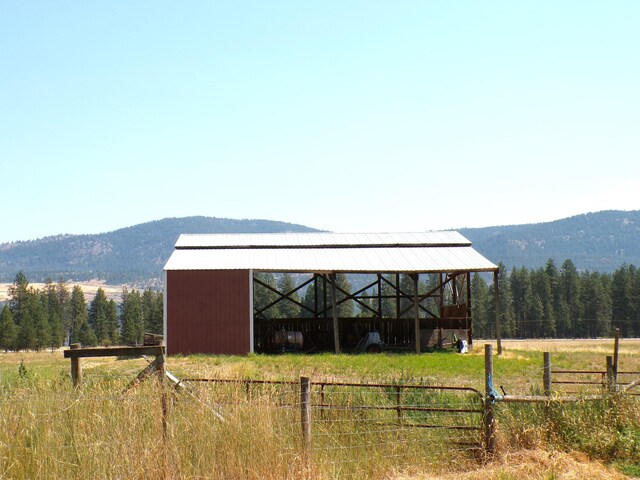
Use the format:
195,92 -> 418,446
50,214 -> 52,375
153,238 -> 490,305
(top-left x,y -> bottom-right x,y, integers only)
63,343 -> 166,388
63,341 -> 170,440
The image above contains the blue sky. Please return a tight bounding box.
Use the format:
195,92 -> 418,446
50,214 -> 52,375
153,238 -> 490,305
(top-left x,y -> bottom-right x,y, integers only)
1,2 -> 638,243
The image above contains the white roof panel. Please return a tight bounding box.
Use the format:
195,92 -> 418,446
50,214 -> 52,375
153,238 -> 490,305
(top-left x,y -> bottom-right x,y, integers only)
175,231 -> 471,249
164,246 -> 497,273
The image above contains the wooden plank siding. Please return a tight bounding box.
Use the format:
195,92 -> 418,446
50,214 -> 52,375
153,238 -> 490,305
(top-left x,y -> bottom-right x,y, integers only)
166,270 -> 251,355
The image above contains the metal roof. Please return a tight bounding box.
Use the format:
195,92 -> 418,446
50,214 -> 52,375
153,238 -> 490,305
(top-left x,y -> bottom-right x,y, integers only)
165,231 -> 498,273
175,231 -> 472,249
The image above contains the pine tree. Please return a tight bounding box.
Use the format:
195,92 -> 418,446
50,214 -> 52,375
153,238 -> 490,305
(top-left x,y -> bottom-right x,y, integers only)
43,280 -> 64,349
16,308 -> 36,350
488,264 -> 515,338
48,310 -> 64,350
555,298 -> 571,338
398,274 -> 417,319
254,273 -> 279,319
32,291 -> 51,351
76,320 -> 98,347
612,265 -> 633,336
88,288 -> 109,344
8,271 -> 30,326
142,289 -> 163,335
276,274 -> 302,318
580,272 -> 611,337
380,274 -> 397,319
0,305 -> 17,352
559,260 -> 582,338
530,268 -> 555,338
105,299 -> 119,345
545,259 -> 561,336
470,273 -> 490,338
510,267 -> 531,337
56,279 -> 72,343
69,285 -> 96,346
301,275 -> 319,319
120,287 -> 144,345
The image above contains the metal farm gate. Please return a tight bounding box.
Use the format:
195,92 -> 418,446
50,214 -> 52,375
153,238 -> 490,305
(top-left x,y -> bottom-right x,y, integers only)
181,377 -> 485,477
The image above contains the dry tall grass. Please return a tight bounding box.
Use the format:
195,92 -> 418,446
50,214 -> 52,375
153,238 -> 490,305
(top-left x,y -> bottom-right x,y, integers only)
0,339 -> 638,479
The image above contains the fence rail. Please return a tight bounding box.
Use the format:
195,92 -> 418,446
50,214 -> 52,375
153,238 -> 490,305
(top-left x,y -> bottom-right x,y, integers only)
551,370 -> 640,396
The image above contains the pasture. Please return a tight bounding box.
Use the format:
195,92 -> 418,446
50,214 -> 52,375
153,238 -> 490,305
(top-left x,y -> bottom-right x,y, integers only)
0,338 -> 638,479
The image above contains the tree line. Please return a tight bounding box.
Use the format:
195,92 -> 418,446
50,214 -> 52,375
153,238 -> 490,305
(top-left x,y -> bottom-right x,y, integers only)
471,259 -> 640,339
0,272 -> 163,352
255,261 -> 640,340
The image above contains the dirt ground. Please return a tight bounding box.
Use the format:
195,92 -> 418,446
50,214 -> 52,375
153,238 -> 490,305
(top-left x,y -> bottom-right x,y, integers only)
395,449 -> 633,480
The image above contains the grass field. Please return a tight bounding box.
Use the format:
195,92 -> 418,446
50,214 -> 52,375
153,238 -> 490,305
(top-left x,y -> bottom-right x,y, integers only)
0,339 -> 638,479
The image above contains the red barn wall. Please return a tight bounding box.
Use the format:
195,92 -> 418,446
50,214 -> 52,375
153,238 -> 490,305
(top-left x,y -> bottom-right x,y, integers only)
166,270 -> 251,355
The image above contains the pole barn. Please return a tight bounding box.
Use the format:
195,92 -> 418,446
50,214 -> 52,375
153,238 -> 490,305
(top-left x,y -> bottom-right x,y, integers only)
163,232 -> 498,355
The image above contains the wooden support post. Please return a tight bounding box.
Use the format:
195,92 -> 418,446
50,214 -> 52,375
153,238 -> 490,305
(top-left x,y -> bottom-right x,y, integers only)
330,274 -> 340,354
543,352 -> 551,397
395,273 -> 401,321
70,343 -> 82,388
613,328 -> 620,384
300,376 -> 312,453
124,354 -> 165,392
413,274 -> 421,354
484,344 -> 496,455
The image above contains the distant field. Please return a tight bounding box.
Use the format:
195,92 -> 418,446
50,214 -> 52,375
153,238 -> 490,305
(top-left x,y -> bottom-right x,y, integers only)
0,281 -> 125,303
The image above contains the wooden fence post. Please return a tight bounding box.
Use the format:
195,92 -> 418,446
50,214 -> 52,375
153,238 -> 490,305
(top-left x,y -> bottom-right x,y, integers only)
70,343 -> 82,388
543,351 -> 552,421
158,352 -> 168,440
613,328 -> 620,384
300,376 -> 312,453
156,351 -> 169,480
484,344 -> 496,454
543,352 -> 551,397
606,355 -> 614,392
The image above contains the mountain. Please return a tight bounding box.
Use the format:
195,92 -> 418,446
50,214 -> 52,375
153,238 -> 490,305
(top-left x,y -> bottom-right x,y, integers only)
1,210 -> 639,285
0,217 -> 321,284
459,210 -> 640,272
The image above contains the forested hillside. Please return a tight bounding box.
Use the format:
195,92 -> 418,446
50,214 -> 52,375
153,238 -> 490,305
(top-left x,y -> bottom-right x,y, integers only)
0,217 -> 320,284
1,210 -> 639,285
460,210 -> 640,273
